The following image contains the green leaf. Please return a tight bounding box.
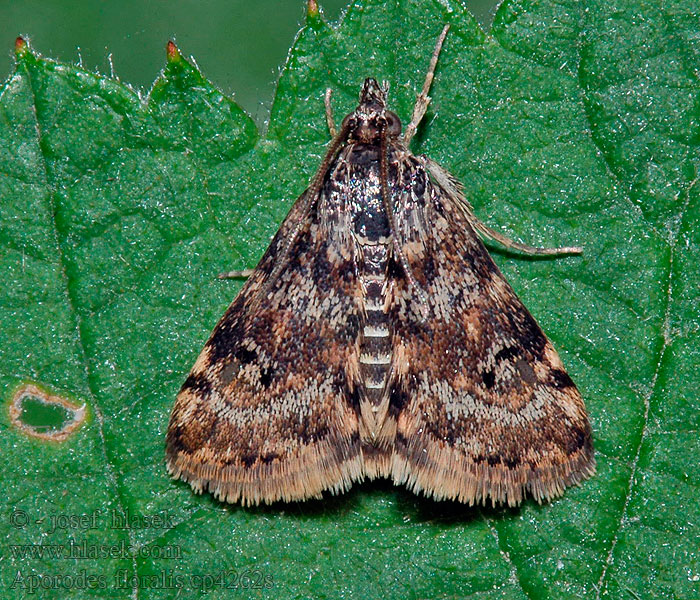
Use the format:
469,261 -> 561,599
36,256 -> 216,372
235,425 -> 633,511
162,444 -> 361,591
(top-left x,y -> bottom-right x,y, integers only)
1,0 -> 698,598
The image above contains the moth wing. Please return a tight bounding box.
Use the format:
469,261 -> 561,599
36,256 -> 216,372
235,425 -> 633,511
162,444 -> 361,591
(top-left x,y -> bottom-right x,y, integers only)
387,159 -> 595,506
166,190 -> 364,505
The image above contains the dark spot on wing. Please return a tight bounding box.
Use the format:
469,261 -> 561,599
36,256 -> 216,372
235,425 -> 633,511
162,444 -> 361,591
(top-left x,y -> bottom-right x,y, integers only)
412,171 -> 426,197
564,425 -> 590,455
551,368 -> 575,389
241,453 -> 257,468
296,423 -> 330,445
387,253 -> 403,279
420,252 -> 437,286
516,359 -> 537,385
259,366 -> 273,388
237,346 -> 257,365
496,306 -> 548,360
205,324 -> 244,365
261,452 -> 279,464
343,381 -> 362,412
182,373 -> 213,395
166,425 -> 192,453
494,345 -> 519,363
219,359 -> 241,387
388,384 -> 410,417
395,431 -> 408,449
504,456 -> 519,469
167,409 -> 216,456
460,235 -> 498,276
338,312 -> 361,344
472,453 -> 520,470
311,246 -> 334,293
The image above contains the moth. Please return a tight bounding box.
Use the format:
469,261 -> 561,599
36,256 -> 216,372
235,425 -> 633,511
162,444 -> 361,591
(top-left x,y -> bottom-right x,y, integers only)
166,26 -> 595,507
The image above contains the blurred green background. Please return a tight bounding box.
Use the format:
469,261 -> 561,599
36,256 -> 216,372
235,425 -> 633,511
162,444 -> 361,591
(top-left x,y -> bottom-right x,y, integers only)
0,0 -> 499,126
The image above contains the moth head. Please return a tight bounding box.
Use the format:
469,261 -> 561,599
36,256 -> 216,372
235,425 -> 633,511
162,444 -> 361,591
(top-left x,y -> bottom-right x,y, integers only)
341,78 -> 402,144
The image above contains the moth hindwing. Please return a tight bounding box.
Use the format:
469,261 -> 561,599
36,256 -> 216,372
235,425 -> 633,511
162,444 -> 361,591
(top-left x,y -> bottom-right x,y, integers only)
166,27 -> 595,507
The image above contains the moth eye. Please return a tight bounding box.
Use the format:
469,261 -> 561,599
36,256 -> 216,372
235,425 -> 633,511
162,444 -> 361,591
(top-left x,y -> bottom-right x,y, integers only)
385,111 -> 402,136
341,114 -> 355,132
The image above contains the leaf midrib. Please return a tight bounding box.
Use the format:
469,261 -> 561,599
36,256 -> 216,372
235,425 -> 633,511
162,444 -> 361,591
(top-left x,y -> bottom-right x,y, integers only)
488,4 -> 687,594
18,54 -> 141,600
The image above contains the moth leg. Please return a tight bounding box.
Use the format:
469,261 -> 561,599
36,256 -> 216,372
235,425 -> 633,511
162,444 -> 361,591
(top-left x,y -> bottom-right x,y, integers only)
217,269 -> 254,279
471,219 -> 583,256
403,24 -> 450,146
325,88 -> 337,137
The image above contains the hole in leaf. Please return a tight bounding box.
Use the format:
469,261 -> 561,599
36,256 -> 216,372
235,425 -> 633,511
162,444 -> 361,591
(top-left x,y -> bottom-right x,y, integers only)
9,384 -> 86,442
19,396 -> 71,431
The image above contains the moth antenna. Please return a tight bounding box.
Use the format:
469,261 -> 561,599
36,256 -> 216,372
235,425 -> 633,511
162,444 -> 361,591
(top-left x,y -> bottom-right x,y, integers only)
258,120 -> 351,301
403,24 -> 450,147
218,269 -> 254,279
471,219 -> 583,255
427,158 -> 583,256
379,128 -> 429,319
325,88 -> 337,137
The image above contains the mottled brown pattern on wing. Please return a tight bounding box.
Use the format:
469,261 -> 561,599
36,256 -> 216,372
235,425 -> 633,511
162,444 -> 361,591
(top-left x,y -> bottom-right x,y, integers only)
385,158 -> 595,506
166,191 -> 365,506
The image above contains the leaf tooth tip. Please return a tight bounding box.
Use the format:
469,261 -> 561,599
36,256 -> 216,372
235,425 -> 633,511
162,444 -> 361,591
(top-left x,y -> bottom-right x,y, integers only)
307,0 -> 320,18
14,36 -> 28,55
166,40 -> 180,62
